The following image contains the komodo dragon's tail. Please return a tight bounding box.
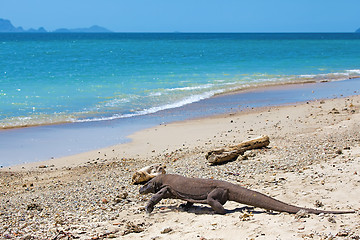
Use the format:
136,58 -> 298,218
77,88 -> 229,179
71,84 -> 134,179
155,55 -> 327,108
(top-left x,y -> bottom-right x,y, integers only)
228,185 -> 355,214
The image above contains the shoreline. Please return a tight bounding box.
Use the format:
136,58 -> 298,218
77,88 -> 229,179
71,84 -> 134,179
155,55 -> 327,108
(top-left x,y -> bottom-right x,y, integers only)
213,75 -> 360,98
1,91 -> 360,239
1,75 -> 359,131
1,77 -> 360,168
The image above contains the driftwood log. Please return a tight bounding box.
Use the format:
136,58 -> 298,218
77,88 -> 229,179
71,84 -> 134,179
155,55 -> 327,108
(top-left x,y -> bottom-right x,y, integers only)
206,135 -> 270,165
132,164 -> 166,184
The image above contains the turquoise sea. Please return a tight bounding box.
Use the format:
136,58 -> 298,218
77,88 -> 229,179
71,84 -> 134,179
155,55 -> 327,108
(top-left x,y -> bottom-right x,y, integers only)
1,33 -> 360,129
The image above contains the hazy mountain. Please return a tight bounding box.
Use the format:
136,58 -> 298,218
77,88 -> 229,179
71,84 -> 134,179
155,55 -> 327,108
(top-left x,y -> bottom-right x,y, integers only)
0,18 -> 26,32
0,18 -> 111,33
54,25 -> 112,33
356,28 -> 360,33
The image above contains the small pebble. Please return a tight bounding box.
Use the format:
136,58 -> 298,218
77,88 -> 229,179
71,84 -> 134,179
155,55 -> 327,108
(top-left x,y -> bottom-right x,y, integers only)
161,227 -> 173,234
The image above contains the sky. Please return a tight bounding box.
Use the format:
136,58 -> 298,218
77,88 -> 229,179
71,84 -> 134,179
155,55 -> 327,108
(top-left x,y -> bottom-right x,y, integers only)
0,0 -> 359,32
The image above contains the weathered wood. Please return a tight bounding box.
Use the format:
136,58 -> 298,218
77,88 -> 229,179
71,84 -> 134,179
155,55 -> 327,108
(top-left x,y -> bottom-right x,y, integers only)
132,164 -> 166,184
206,135 -> 270,165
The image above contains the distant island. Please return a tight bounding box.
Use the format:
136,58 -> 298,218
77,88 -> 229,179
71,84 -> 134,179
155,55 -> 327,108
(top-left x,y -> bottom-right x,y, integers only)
0,18 -> 112,33
53,25 -> 112,33
356,28 -> 360,33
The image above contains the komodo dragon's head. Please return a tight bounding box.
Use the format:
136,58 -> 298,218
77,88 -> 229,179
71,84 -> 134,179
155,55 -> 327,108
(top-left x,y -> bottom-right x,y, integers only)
139,175 -> 162,194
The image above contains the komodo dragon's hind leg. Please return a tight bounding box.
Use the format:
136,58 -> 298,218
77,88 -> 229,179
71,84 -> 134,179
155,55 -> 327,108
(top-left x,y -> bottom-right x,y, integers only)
207,188 -> 229,214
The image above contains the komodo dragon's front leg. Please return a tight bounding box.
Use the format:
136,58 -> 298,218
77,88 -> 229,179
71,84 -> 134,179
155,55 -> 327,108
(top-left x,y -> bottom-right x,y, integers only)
145,187 -> 173,213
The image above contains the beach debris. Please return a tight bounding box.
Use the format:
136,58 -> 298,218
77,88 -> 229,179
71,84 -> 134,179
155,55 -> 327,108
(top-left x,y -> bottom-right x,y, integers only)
53,230 -> 77,240
27,203 -> 42,211
91,230 -> 120,239
132,164 -> 166,184
114,192 -> 128,203
336,230 -> 350,237
329,108 -> 340,114
161,227 -> 173,234
328,216 -> 337,223
206,135 -> 270,165
117,192 -> 128,199
335,149 -> 343,155
122,221 -> 144,235
314,200 -> 324,208
239,210 -> 254,221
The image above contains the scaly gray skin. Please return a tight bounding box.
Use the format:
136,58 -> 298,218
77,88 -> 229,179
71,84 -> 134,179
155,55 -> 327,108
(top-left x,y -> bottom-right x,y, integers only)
139,174 -> 355,215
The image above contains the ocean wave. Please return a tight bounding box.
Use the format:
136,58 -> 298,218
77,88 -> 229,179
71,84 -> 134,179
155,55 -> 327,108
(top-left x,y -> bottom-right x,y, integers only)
76,90 -> 224,123
256,71 -> 359,84
2,69 -> 359,129
0,114 -> 77,129
149,92 -> 163,97
345,69 -> 360,74
104,97 -> 131,107
166,84 -> 214,92
76,70 -> 360,124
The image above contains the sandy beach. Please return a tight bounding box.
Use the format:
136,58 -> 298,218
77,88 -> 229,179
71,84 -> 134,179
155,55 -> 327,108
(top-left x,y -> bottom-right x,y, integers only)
1,92 -> 360,239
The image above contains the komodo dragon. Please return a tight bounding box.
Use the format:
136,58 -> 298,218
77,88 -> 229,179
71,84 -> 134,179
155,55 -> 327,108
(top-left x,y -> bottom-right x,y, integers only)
139,174 -> 355,215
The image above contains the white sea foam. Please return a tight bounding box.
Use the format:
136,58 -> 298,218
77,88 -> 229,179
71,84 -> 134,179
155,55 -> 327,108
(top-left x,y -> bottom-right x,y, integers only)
149,92 -> 163,97
0,114 -> 77,129
345,69 -> 360,74
104,97 -> 131,107
76,90 -> 224,123
137,90 -> 222,114
166,84 -> 214,92
299,74 -> 317,78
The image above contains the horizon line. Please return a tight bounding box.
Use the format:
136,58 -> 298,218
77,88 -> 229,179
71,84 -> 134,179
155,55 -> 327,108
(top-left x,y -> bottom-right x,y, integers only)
0,31 -> 359,34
